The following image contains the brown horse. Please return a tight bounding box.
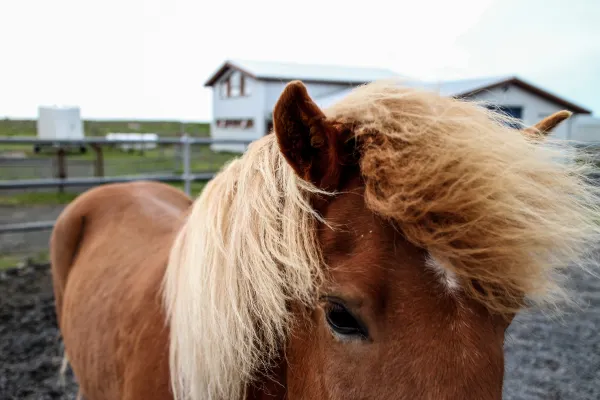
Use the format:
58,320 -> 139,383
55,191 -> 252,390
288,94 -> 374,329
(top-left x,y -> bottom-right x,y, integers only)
50,80 -> 600,400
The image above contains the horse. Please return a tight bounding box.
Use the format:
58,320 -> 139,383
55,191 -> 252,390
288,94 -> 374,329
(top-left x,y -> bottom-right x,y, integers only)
50,80 -> 600,400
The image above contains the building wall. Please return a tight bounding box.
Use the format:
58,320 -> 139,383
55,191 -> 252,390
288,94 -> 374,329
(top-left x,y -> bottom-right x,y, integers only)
571,115 -> 600,143
210,76 -> 598,153
468,84 -> 574,140
210,74 -> 267,152
210,126 -> 255,153
211,78 -> 356,152
263,81 -> 354,113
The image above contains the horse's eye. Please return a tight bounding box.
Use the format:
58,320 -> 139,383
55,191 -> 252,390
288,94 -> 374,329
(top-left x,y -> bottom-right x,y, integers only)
324,300 -> 369,340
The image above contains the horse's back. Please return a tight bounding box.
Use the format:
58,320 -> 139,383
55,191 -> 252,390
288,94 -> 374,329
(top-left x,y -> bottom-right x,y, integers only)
51,181 -> 191,400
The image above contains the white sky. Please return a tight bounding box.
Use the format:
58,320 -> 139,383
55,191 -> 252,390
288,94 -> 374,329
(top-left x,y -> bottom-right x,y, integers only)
1,0 -> 599,121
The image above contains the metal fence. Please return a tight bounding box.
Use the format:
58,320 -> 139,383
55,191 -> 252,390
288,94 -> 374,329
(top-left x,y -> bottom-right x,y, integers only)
0,135 -> 253,236
3,136 -> 600,263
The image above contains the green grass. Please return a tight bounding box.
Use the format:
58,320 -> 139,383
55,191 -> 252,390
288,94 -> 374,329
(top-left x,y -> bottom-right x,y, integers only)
170,181 -> 208,198
0,255 -> 21,270
0,119 -> 37,137
54,145 -> 238,176
0,250 -> 49,270
0,181 -> 211,207
0,191 -> 79,206
0,117 -> 211,165
0,140 -> 239,182
0,119 -> 240,206
0,118 -> 210,137
1,138 -> 236,164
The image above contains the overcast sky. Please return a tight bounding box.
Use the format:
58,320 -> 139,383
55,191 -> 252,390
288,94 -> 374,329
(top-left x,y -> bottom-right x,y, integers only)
2,0 -> 599,121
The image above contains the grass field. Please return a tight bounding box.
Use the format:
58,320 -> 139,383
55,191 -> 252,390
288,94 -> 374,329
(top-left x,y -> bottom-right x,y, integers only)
0,143 -> 232,206
0,192 -> 79,206
0,250 -> 49,270
0,181 -> 209,207
0,124 -> 232,269
0,118 -> 210,137
0,116 -> 238,207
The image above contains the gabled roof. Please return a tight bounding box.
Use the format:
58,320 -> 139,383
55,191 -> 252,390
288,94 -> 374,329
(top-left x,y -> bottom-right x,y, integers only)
410,76 -> 516,97
417,76 -> 591,114
204,59 -> 402,87
316,76 -> 592,114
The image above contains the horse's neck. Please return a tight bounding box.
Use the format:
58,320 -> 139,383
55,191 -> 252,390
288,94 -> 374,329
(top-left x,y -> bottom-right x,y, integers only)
245,358 -> 287,400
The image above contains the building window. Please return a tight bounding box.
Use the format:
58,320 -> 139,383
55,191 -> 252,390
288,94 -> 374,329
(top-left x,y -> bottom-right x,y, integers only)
229,71 -> 242,97
219,70 -> 251,98
243,76 -> 251,96
219,80 -> 228,98
216,119 -> 254,129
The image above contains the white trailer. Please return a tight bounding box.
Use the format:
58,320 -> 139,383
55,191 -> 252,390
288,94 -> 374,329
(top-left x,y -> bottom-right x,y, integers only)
35,106 -> 86,153
105,133 -> 159,151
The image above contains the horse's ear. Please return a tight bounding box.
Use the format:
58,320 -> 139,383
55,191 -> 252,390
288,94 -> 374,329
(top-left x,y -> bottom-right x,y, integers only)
272,80 -> 344,190
522,110 -> 572,140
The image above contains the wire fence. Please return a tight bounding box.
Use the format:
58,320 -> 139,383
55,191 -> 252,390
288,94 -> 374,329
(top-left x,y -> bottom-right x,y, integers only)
0,136 -> 252,260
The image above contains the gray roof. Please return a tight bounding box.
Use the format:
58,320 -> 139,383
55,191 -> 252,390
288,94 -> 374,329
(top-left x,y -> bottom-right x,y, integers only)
316,75 -> 592,114
204,59 -> 402,86
410,76 -> 515,97
315,88 -> 356,109
205,59 -> 591,114
315,76 -> 518,109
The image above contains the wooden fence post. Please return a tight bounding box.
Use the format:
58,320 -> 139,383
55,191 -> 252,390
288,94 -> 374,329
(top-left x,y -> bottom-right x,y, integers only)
181,134 -> 191,196
56,148 -> 67,194
92,144 -> 105,177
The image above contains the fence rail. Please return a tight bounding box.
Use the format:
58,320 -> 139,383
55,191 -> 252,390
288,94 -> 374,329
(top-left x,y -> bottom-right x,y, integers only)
0,135 -> 253,234
0,172 -> 219,190
0,136 -> 251,145
4,136 -> 600,237
0,221 -> 55,234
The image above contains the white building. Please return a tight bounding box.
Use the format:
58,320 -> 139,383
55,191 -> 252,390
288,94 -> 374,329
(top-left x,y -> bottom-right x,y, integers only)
204,59 -> 401,152
204,60 -> 599,152
318,75 -> 597,142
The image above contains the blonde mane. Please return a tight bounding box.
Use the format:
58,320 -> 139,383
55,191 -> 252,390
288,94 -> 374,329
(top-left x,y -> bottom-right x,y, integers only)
163,135 -> 328,400
325,80 -> 600,313
163,80 -> 600,400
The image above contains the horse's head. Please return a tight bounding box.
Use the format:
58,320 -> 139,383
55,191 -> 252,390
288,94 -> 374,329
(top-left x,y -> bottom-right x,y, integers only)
268,81 -> 596,400
165,80 -> 600,400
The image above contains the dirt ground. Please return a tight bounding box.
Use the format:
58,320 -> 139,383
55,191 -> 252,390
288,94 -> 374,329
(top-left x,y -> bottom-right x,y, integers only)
0,263 -> 78,400
1,260 -> 599,400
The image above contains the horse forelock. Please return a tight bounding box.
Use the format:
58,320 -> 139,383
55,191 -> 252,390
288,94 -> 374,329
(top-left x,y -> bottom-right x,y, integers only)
162,134 -> 329,400
325,80 -> 600,315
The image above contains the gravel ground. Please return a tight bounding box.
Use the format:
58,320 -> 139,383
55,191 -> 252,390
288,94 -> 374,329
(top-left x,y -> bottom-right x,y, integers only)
0,264 -> 78,400
0,261 -> 598,399
503,262 -> 600,400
